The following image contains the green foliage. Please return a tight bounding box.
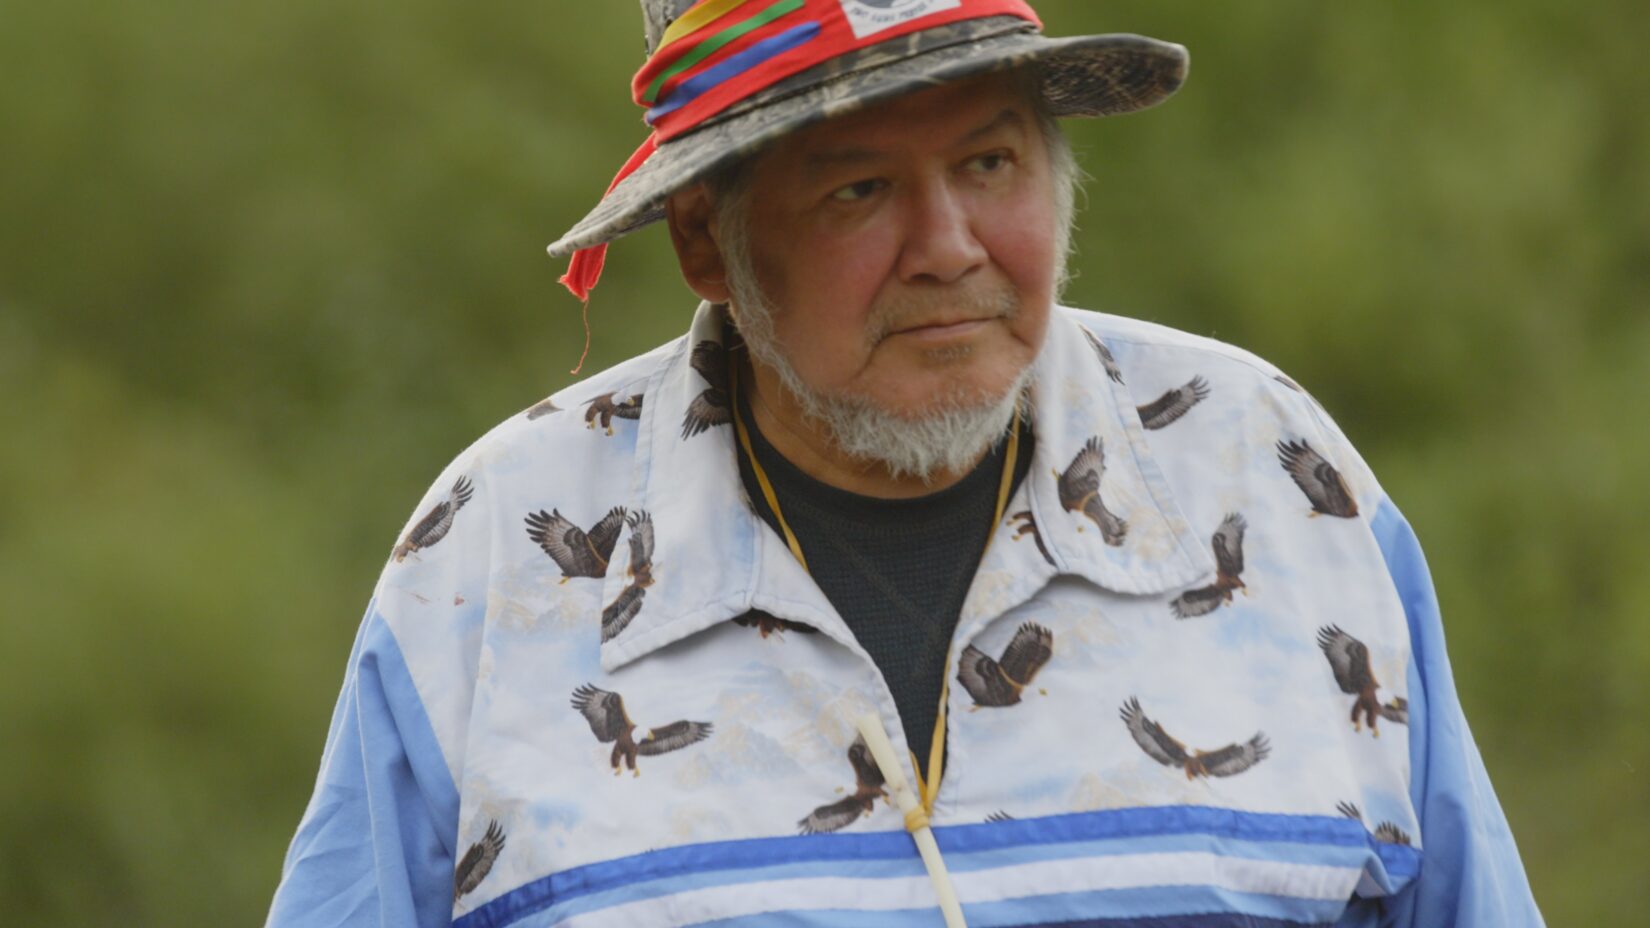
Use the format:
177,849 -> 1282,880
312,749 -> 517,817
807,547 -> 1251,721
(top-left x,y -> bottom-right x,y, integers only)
2,1 -> 1645,923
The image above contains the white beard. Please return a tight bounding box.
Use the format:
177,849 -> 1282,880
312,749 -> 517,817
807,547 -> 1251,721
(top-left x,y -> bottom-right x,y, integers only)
723,257 -> 1033,483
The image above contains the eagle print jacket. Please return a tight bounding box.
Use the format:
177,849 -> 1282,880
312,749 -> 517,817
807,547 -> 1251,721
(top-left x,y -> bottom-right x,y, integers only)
267,304 -> 1542,928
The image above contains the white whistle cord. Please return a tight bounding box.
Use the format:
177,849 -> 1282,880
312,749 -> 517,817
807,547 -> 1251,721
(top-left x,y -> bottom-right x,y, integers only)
855,713 -> 968,928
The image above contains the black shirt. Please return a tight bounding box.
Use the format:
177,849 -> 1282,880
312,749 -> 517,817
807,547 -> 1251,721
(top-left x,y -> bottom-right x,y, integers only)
735,391 -> 1033,778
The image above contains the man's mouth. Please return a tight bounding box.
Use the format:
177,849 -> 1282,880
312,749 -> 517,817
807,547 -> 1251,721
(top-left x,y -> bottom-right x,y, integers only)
887,318 -> 991,340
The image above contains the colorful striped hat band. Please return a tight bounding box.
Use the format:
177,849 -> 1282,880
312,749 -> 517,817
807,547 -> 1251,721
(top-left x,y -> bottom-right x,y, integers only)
559,0 -> 1042,302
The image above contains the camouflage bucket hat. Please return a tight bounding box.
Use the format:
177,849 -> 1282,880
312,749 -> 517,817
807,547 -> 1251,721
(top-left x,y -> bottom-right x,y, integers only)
547,1 -> 1188,272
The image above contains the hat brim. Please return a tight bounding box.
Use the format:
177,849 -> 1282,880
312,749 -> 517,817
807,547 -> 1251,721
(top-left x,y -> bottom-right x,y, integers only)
547,17 -> 1187,258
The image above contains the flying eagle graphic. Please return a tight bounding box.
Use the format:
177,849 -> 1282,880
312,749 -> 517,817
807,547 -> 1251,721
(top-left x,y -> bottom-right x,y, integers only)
1007,510 -> 1056,566
1317,625 -> 1407,737
526,398 -> 561,420
1082,327 -> 1125,384
1171,513 -> 1247,618
957,622 -> 1053,709
585,391 -> 644,435
453,820 -> 505,901
1378,696 -> 1408,726
1057,437 -> 1128,545
798,734 -> 888,834
1137,376 -> 1211,430
1120,696 -> 1270,780
1337,801 -> 1414,846
1277,439 -> 1359,518
1375,821 -> 1414,846
570,684 -> 712,777
393,476 -> 474,562
681,340 -> 732,439
525,506 -> 627,583
732,609 -> 818,639
601,511 -> 656,643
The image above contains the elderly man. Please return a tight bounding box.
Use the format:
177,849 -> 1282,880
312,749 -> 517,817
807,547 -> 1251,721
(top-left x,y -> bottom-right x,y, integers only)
269,2 -> 1543,926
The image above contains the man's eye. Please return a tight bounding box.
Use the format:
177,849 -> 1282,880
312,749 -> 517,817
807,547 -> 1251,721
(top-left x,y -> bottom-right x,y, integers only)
830,179 -> 883,202
969,152 -> 1011,174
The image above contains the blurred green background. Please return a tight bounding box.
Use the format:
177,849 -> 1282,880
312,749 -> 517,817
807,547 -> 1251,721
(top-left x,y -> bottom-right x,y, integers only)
2,0 -> 1645,924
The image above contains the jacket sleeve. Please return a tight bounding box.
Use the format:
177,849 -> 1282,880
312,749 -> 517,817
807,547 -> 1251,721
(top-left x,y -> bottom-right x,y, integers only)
265,602 -> 461,928
1368,498 -> 1544,927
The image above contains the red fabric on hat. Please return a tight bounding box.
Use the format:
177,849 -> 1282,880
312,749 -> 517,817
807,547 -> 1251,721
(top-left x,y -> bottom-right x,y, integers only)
562,0 -> 1042,301
639,0 -> 1040,142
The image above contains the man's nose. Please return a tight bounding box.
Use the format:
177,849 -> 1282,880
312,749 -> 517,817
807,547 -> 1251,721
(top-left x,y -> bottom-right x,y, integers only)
895,179 -> 988,285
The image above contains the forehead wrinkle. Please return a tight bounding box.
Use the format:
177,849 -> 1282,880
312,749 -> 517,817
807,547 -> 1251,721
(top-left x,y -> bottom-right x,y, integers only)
773,73 -> 1033,183
802,145 -> 885,178
954,108 -> 1028,149
801,102 -> 1029,170
797,106 -> 1028,182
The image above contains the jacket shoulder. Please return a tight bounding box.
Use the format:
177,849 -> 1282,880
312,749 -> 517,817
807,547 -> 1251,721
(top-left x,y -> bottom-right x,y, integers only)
1060,305 -> 1302,389
392,333 -> 685,544
1058,305 -> 1386,520
382,331 -> 684,613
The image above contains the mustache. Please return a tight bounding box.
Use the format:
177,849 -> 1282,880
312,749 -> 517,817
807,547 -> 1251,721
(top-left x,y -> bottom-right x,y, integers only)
866,279 -> 1021,344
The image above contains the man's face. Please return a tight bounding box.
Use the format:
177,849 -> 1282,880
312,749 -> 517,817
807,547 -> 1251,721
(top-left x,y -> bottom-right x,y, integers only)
726,72 -> 1060,420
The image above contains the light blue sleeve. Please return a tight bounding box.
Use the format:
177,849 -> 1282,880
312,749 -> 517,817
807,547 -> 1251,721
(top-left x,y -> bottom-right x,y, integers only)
266,602 -> 461,928
1361,498 -> 1544,927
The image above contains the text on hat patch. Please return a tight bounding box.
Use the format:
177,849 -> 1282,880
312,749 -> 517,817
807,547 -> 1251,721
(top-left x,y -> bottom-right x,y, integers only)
840,0 -> 961,40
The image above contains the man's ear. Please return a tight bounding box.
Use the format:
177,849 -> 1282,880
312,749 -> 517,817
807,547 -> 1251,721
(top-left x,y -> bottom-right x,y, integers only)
665,184 -> 732,304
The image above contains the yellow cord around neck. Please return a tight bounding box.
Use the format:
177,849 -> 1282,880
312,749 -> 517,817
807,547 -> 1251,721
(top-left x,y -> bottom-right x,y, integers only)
728,353 -> 1022,815
730,358 -> 811,572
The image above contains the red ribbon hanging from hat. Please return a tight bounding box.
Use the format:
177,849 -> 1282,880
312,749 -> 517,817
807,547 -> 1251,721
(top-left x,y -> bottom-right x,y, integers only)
559,135 -> 660,302
560,0 -> 1041,302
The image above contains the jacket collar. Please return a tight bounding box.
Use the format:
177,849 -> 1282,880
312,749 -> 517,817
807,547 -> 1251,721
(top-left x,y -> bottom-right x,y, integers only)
598,303 -> 1214,673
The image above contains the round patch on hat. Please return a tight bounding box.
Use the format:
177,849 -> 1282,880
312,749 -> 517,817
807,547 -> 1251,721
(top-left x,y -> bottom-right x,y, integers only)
840,0 -> 962,39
